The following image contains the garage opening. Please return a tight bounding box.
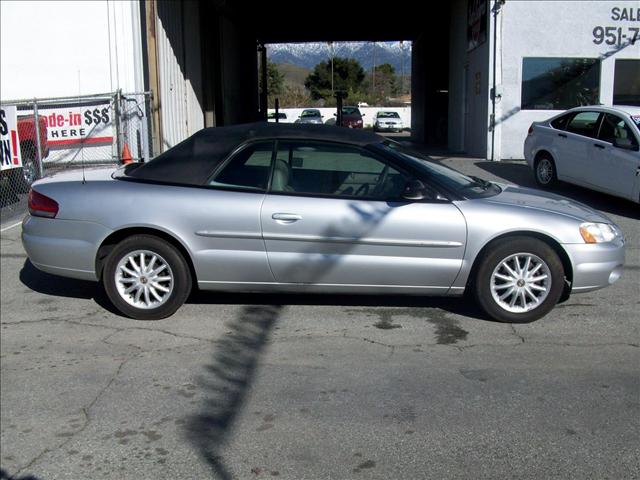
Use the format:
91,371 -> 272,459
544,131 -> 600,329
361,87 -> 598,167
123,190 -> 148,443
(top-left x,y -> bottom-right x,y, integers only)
261,41 -> 413,139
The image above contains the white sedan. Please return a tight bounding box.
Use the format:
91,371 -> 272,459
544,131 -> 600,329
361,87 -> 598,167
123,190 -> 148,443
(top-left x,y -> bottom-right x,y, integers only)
374,111 -> 404,132
524,105 -> 640,203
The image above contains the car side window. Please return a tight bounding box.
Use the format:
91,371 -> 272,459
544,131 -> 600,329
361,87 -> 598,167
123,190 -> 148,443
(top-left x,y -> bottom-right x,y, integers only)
566,111 -> 602,138
598,113 -> 638,147
270,142 -> 409,200
550,113 -> 572,130
209,142 -> 273,190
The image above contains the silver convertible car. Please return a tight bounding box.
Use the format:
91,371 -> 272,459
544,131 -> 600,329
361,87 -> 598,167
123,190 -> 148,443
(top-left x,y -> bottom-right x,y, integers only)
22,123 -> 625,322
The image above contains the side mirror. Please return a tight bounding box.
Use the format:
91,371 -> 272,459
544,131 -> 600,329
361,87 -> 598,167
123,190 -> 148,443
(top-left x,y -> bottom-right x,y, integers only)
402,179 -> 428,200
613,137 -> 638,151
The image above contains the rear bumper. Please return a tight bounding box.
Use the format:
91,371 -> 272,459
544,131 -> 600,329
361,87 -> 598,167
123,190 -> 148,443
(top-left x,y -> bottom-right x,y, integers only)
563,239 -> 625,293
21,215 -> 111,281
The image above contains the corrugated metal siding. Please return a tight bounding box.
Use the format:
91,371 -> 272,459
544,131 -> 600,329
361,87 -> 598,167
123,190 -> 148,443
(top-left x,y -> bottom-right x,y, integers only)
155,0 -> 203,151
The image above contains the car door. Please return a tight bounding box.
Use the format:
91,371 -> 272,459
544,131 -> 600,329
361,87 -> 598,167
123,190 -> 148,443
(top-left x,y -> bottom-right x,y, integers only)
190,141 -> 275,285
260,141 -> 467,293
558,110 -> 602,186
590,113 -> 640,200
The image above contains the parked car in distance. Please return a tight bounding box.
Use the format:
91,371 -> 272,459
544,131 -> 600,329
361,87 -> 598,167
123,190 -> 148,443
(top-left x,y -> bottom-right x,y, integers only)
296,109 -> 324,124
267,112 -> 288,123
525,105 -> 640,203
23,123 -> 625,323
374,111 -> 404,132
340,106 -> 364,128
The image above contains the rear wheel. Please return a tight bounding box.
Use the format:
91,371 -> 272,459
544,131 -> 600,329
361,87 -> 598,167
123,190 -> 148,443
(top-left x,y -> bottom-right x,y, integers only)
474,237 -> 565,323
534,154 -> 557,188
103,235 -> 192,320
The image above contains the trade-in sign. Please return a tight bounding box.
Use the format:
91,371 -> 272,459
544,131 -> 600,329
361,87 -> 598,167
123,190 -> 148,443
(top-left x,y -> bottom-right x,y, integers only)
0,106 -> 23,171
37,99 -> 113,148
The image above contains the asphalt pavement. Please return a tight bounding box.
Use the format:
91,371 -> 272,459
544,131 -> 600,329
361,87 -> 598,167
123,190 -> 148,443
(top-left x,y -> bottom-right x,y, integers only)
1,156 -> 638,480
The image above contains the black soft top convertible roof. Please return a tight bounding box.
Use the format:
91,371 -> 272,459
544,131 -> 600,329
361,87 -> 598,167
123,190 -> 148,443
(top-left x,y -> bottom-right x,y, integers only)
126,122 -> 383,185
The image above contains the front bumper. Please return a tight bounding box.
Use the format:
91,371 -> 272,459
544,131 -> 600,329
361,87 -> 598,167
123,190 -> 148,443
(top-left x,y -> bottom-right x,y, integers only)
22,215 -> 112,281
563,239 -> 625,293
376,124 -> 402,131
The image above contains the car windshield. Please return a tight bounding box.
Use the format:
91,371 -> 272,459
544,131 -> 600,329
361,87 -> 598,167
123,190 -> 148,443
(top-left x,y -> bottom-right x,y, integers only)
301,110 -> 320,118
375,141 -> 502,199
342,107 -> 361,116
377,112 -> 400,118
631,115 -> 640,129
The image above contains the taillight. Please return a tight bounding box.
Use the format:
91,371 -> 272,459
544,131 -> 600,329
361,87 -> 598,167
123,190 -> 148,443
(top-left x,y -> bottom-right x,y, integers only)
527,125 -> 534,136
28,189 -> 59,218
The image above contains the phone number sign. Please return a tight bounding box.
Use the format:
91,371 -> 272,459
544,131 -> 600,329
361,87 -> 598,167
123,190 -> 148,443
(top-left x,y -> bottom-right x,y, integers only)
592,6 -> 639,47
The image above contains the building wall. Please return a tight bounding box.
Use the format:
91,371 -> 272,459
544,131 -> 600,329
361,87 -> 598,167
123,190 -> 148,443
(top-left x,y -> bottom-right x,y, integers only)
447,0 -> 491,158
154,0 -> 204,151
496,0 -> 640,159
0,0 -> 142,100
448,0 -> 468,153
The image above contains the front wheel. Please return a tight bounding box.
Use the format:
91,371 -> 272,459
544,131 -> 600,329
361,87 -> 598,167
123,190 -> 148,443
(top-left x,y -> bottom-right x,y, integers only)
103,235 -> 192,320
474,237 -> 565,323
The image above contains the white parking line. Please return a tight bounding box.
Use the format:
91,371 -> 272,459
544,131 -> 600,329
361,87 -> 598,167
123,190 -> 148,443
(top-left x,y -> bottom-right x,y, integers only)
0,221 -> 22,233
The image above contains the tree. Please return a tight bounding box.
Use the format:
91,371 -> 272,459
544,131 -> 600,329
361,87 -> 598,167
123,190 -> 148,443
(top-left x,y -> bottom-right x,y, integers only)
363,63 -> 399,104
304,57 -> 365,101
266,61 -> 285,97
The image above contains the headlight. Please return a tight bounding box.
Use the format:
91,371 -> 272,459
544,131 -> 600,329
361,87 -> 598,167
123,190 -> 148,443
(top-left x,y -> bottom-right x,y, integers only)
579,222 -> 621,243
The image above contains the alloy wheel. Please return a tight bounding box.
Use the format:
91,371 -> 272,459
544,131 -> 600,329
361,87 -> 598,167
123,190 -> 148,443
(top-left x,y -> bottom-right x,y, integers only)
490,253 -> 552,313
114,250 -> 174,309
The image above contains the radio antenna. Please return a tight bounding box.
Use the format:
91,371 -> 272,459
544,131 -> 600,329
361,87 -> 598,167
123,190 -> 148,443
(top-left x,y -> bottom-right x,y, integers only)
79,70 -> 86,184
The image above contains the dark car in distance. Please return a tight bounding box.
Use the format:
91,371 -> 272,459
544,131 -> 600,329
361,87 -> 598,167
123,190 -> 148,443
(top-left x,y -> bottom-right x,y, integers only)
340,106 -> 364,128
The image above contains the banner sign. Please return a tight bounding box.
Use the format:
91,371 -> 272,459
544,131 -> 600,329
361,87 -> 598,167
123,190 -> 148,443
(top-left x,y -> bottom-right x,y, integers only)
37,99 -> 113,148
0,106 -> 23,171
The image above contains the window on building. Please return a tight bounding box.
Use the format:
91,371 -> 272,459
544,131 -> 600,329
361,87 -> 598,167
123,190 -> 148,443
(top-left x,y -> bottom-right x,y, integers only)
613,60 -> 640,106
521,58 -> 600,110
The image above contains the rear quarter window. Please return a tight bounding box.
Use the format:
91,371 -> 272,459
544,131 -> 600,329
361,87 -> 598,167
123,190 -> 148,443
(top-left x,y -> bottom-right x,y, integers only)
550,113 -> 572,130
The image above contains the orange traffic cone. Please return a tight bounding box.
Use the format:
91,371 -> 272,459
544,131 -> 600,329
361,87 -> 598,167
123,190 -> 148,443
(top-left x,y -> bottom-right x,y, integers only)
122,143 -> 133,164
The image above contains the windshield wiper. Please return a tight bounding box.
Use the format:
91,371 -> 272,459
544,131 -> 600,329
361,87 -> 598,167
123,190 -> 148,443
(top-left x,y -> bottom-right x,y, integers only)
469,176 -> 493,190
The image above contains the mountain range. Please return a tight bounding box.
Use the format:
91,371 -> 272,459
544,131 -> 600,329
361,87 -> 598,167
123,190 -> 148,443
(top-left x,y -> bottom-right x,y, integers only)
267,41 -> 412,74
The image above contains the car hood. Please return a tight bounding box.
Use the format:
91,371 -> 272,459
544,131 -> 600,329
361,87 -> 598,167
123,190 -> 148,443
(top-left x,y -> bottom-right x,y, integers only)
485,184 -> 612,223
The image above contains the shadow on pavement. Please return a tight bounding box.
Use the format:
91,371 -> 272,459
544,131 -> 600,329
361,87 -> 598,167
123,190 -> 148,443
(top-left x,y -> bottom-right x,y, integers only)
188,289 -> 490,320
19,259 -> 491,323
185,304 -> 283,480
18,260 -> 121,316
475,161 -> 640,220
0,468 -> 42,480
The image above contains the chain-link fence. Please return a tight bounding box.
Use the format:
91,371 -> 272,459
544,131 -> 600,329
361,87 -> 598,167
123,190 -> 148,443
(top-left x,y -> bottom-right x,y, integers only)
0,91 -> 153,224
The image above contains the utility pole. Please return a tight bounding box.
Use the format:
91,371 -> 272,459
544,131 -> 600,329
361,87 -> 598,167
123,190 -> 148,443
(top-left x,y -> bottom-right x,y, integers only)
400,41 -> 405,95
328,41 -> 334,95
372,41 -> 377,95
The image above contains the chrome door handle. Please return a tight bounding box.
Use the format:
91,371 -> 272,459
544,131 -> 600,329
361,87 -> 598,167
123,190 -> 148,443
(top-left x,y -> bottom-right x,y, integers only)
272,213 -> 302,222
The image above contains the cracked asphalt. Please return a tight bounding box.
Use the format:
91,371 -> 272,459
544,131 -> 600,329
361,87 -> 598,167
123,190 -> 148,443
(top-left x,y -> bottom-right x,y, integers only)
1,158 -> 639,480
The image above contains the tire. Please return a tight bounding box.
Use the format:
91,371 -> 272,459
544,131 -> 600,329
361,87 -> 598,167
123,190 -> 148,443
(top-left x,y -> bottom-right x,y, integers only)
474,237 -> 565,323
102,235 -> 192,320
534,154 -> 557,189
